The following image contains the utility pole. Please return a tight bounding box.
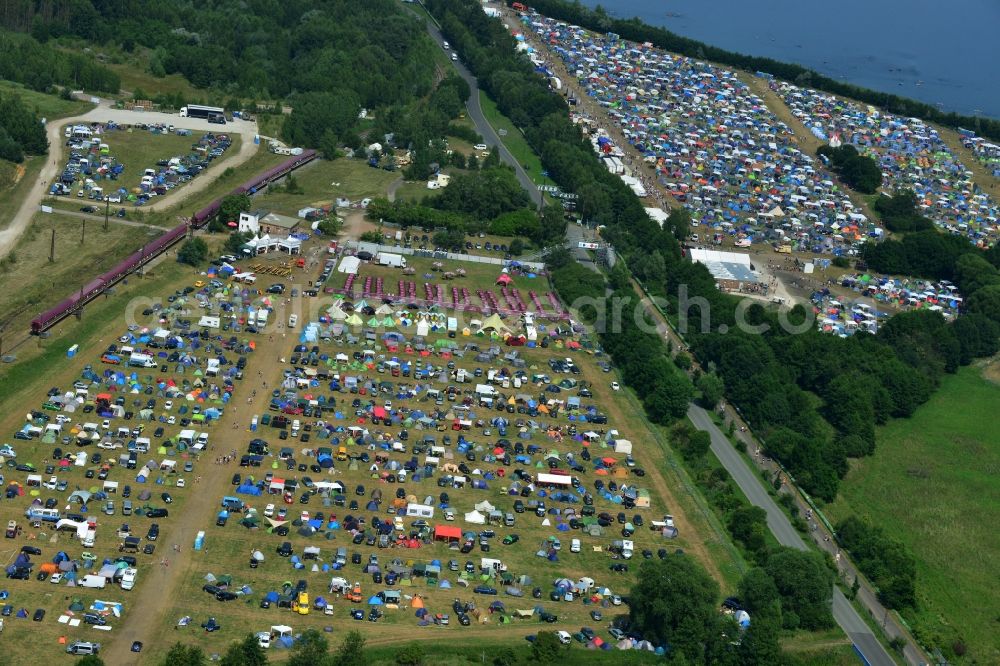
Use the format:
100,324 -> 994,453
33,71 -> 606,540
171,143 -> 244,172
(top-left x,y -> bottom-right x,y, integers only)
104,196 -> 110,232
49,228 -> 55,262
138,244 -> 145,277
81,218 -> 86,245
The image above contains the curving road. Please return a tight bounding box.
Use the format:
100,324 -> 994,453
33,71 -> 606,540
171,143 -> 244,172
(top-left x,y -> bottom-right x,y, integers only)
0,99 -> 260,257
413,6 -> 543,208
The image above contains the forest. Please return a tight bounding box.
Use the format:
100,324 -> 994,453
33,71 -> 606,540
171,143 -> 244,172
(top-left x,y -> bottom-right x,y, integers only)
0,92 -> 48,161
0,30 -> 119,93
424,0 -> 1000,509
0,0 -> 440,152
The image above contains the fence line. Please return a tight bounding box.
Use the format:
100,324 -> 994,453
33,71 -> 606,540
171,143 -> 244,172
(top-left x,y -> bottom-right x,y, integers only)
345,241 -> 545,271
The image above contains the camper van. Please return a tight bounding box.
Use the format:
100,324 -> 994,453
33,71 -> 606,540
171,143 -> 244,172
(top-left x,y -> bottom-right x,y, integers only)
256,310 -> 269,328
120,567 -> 137,590
24,507 -> 60,523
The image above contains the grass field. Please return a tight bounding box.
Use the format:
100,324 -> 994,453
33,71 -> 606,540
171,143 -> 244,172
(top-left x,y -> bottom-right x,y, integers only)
0,155 -> 44,232
0,211 -> 164,337
478,92 -> 548,185
102,49 -> 202,102
0,81 -> 91,119
0,239 -> 733,663
258,159 -> 400,218
826,364 -> 1000,663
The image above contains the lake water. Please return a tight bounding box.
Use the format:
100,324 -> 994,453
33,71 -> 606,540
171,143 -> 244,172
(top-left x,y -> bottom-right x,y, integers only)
576,0 -> 1000,119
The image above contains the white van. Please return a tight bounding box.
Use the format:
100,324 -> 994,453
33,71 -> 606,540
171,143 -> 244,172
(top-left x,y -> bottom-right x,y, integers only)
288,314 -> 298,328
556,630 -> 572,645
120,568 -> 137,590
570,538 -> 581,553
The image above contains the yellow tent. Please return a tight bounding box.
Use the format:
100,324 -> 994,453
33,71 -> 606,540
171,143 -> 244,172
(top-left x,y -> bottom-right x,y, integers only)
479,313 -> 511,335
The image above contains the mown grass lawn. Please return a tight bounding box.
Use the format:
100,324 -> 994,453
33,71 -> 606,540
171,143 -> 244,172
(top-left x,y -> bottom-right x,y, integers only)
827,364 -> 1000,662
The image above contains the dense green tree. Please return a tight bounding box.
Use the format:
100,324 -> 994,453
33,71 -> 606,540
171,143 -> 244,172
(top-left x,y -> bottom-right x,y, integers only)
764,548 -> 834,630
158,644 -> 206,666
696,372 -> 725,409
818,144 -> 882,194
433,228 -> 466,251
224,231 -> 251,254
530,631 -> 565,663
670,422 -> 711,462
394,643 -> 425,666
432,166 -> 531,220
317,217 -> 344,236
664,207 -> 692,240
177,238 -> 208,266
642,373 -> 693,424
508,237 -> 525,256
966,284 -> 1000,322
488,208 -> 540,237
737,567 -> 783,624
836,516 -> 917,610
217,193 -> 252,228
333,630 -> 367,666
736,616 -> 785,666
727,505 -> 769,556
953,253 -> 1000,295
951,313 -> 1000,363
288,629 -> 329,666
76,657 -> 106,666
219,634 -> 268,666
628,555 -> 720,659
283,90 -> 361,150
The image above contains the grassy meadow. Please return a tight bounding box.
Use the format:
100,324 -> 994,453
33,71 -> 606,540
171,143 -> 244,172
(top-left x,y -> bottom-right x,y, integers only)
827,364 -> 1000,662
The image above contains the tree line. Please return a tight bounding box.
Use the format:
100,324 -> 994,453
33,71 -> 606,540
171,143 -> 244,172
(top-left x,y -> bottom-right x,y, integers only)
0,92 -> 48,161
519,0 -> 1000,142
0,30 -> 119,93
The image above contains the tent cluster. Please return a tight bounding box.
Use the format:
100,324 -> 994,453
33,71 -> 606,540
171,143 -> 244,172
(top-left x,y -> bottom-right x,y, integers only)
522,12 -> 881,256
960,129 -> 1000,177
811,274 -> 962,336
777,82 -> 999,246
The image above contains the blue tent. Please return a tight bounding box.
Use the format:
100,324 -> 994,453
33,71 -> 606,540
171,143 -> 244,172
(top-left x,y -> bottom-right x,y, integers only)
367,595 -> 383,605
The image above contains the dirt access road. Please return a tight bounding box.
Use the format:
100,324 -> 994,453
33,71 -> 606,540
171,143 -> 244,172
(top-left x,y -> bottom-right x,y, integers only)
0,99 -> 260,258
101,318 -> 294,664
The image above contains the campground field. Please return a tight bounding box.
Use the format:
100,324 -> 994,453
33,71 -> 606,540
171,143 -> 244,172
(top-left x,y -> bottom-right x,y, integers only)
43,125 -> 240,217
0,238 -> 732,664
827,364 -> 1000,662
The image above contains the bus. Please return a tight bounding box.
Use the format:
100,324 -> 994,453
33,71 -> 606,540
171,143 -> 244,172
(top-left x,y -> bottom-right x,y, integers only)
179,104 -> 225,122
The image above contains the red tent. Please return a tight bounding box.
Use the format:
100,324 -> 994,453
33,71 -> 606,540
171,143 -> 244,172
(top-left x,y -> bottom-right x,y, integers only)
434,525 -> 462,542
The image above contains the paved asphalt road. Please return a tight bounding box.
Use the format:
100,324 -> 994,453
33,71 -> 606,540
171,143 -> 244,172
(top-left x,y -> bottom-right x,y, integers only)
416,13 -> 543,208
688,405 -> 898,666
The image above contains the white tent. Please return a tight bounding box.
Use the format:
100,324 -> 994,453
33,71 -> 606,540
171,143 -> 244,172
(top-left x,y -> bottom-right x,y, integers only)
464,510 -> 486,525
